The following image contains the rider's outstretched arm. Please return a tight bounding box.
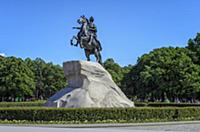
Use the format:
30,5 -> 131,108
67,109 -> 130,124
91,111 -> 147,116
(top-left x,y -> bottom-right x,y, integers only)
73,27 -> 81,29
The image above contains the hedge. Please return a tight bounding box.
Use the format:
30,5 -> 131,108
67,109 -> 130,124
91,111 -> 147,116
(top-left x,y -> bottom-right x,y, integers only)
0,101 -> 45,107
0,107 -> 200,123
147,102 -> 200,107
134,102 -> 200,107
134,102 -> 148,107
1,101 -> 200,108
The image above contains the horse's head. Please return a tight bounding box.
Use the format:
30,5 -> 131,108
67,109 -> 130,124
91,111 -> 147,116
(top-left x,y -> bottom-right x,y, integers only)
77,15 -> 88,25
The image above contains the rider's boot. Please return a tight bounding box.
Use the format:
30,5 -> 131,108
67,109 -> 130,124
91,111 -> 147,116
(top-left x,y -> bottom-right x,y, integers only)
88,35 -> 93,45
95,38 -> 102,51
80,39 -> 83,48
80,44 -> 83,48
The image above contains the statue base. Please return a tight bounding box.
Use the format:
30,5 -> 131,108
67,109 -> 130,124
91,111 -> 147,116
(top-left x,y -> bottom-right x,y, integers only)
45,60 -> 134,108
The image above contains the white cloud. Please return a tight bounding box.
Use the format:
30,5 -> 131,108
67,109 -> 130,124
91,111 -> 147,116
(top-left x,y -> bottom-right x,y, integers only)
0,53 -> 5,57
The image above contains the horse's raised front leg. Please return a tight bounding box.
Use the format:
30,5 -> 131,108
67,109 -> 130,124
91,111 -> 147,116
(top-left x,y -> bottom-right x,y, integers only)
74,36 -> 79,47
70,36 -> 79,46
70,36 -> 74,45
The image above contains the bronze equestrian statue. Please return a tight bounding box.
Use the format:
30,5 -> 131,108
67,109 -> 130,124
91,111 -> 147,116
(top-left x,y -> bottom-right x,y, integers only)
70,15 -> 102,64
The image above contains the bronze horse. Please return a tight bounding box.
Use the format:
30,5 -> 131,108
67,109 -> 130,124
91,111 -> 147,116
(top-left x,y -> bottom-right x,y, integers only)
70,16 -> 102,64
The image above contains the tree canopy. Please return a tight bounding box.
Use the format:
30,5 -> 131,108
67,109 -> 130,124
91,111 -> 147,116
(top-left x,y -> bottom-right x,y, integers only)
0,57 -> 35,101
0,57 -> 67,101
187,33 -> 200,65
124,47 -> 200,102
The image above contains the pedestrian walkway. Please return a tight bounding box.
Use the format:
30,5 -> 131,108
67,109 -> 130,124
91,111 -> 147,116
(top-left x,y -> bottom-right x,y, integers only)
1,121 -> 200,131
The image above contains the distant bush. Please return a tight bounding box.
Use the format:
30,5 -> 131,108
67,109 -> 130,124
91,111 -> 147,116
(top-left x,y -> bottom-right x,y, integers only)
147,102 -> 200,107
135,102 -> 200,107
1,101 -> 200,108
0,101 -> 45,107
134,102 -> 148,107
0,107 -> 200,123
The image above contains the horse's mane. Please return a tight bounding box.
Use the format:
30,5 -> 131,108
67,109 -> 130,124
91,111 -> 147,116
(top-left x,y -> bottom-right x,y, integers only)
85,18 -> 89,25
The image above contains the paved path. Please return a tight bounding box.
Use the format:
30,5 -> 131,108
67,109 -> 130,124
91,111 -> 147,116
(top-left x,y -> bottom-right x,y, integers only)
0,126 -> 177,132
118,123 -> 200,131
1,121 -> 200,132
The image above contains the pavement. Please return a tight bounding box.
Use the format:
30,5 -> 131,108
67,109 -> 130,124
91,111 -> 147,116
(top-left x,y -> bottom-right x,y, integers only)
1,121 -> 200,132
0,126 -> 168,132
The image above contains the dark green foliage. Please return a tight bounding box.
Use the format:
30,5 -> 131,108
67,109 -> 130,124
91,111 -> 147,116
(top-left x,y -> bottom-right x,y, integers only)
134,102 -> 200,107
103,58 -> 124,87
0,107 -> 200,123
0,57 -> 35,101
1,101 -> 199,108
134,102 -> 148,107
103,58 -> 132,90
125,47 -> 200,102
0,101 -> 45,107
25,58 -> 67,99
146,102 -> 200,107
187,33 -> 200,65
0,57 -> 67,101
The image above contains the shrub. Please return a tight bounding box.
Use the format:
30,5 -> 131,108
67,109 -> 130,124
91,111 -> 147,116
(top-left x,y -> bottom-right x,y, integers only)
1,101 -> 199,108
147,102 -> 200,107
0,107 -> 200,123
134,102 -> 147,107
0,101 -> 45,107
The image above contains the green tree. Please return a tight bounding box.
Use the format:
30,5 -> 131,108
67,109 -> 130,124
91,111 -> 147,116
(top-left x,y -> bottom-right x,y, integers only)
103,58 -> 124,87
103,58 -> 133,92
0,57 -> 35,101
42,63 -> 67,99
126,47 -> 200,102
25,58 -> 67,99
30,58 -> 46,99
187,33 -> 200,65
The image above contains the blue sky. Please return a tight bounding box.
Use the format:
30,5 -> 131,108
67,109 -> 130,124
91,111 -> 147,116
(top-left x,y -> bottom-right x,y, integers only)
0,0 -> 200,66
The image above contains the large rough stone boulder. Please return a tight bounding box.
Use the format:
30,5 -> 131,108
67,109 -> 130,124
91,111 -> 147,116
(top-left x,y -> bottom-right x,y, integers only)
45,61 -> 134,108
